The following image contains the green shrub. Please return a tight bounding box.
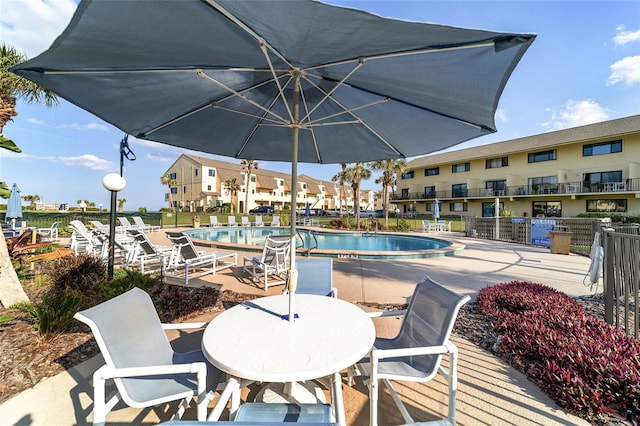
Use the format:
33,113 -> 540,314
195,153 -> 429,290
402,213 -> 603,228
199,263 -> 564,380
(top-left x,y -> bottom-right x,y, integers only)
17,290 -> 82,340
45,254 -> 107,307
396,219 -> 411,231
102,269 -> 160,299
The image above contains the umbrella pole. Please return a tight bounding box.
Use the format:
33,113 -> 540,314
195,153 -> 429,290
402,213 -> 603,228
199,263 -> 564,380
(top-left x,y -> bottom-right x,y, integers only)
287,71 -> 302,322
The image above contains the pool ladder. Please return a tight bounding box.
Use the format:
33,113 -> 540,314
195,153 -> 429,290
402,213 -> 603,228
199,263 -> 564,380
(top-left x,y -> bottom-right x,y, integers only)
296,229 -> 318,256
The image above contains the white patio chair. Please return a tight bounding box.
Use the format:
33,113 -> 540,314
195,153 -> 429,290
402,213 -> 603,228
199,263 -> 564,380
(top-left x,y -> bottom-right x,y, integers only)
287,258 -> 337,297
421,220 -> 436,233
242,235 -> 291,290
165,232 -> 237,285
438,220 -> 452,232
90,220 -> 109,233
241,216 -> 251,226
69,220 -> 101,255
74,288 -> 224,425
36,221 -> 60,241
271,215 -> 281,227
227,215 -> 237,226
132,215 -> 160,232
254,215 -> 265,226
234,403 -> 334,423
127,229 -> 173,273
118,216 -> 139,231
208,216 -> 221,227
350,277 -> 470,426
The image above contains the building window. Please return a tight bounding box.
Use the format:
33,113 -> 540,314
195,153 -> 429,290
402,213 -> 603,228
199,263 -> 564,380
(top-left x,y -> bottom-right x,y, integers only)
279,180 -> 284,186
207,185 -> 211,191
583,140 -> 622,157
424,167 -> 439,176
532,201 -> 562,217
586,199 -> 627,213
485,180 -> 507,195
528,149 -> 556,163
401,171 -> 414,179
452,183 -> 467,197
449,202 -> 467,212
582,170 -> 623,192
183,186 -> 187,193
170,172 -> 177,179
485,157 -> 508,168
529,176 -> 558,194
208,169 -> 215,177
170,187 -> 177,194
251,176 -> 256,182
401,188 -> 409,199
452,162 -> 470,173
194,168 -> 199,176
482,201 -> 504,217
424,186 -> 436,198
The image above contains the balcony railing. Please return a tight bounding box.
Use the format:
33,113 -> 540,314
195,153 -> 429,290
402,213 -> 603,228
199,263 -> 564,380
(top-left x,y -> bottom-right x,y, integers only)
391,178 -> 640,201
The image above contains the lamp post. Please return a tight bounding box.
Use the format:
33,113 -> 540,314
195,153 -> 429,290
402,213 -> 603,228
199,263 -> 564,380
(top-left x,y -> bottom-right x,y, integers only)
79,200 -> 87,223
395,208 -> 400,228
102,173 -> 127,280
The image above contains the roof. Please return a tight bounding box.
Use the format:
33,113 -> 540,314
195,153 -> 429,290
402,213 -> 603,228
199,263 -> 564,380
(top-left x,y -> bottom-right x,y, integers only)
408,114 -> 640,168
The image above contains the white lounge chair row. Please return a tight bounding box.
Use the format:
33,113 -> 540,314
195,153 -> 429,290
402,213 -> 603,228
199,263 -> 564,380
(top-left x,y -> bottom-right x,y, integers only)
208,215 -> 281,227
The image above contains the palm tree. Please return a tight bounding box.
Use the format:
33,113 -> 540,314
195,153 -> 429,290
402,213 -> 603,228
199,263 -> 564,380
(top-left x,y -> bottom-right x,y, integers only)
331,163 -> 349,216
22,194 -> 40,210
223,178 -> 241,214
371,159 -> 407,228
240,159 -> 258,214
117,198 -> 126,212
0,44 -> 59,307
346,163 -> 371,229
160,173 -> 177,212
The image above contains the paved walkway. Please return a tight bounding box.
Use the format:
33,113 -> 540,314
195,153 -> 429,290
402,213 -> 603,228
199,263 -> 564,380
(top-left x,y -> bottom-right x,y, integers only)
0,231 -> 595,425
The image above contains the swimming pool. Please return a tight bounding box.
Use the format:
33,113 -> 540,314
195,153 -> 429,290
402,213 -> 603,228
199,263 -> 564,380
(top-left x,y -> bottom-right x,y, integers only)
185,227 -> 463,259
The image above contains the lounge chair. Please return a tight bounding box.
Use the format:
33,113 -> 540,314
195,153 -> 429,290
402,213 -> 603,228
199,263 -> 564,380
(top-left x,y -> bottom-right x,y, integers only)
165,232 -> 237,285
288,258 -> 337,297
208,216 -> 221,227
69,220 -> 101,255
74,287 -> 224,425
241,216 -> 251,226
350,277 -> 470,426
36,221 -> 60,241
270,215 -> 281,227
227,216 -> 237,226
421,220 -> 436,233
127,229 -> 173,273
118,217 -> 139,231
242,235 -> 291,290
132,215 -> 160,232
254,215 -> 265,226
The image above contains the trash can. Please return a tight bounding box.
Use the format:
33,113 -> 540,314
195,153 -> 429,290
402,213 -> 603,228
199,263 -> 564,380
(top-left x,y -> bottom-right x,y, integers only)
192,215 -> 200,228
548,226 -> 572,254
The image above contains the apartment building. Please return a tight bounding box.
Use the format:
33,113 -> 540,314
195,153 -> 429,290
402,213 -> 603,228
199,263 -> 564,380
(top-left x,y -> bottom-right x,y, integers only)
162,155 -> 375,212
393,115 -> 640,218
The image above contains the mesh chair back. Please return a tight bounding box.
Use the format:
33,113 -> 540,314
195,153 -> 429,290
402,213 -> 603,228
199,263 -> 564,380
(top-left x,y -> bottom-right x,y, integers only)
166,232 -> 200,261
295,259 -> 333,296
394,277 -> 469,375
129,230 -> 157,255
262,235 -> 291,272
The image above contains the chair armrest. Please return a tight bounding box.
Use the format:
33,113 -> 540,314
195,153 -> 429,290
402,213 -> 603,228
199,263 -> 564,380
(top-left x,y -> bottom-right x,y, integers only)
371,342 -> 456,361
162,321 -> 209,330
95,361 -> 207,380
366,309 -> 407,318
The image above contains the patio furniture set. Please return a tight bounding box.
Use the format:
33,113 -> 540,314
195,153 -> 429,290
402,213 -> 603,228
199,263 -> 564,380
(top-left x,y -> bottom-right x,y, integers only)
421,220 -> 452,233
208,215 -> 281,227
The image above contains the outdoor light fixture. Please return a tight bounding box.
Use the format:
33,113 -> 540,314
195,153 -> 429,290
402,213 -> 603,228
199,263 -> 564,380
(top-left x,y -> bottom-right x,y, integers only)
98,203 -> 103,213
395,208 -> 400,228
103,173 -> 126,280
79,200 -> 87,223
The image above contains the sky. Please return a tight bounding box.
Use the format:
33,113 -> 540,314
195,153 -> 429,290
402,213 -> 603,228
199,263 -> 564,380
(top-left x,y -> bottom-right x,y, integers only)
1,0 -> 639,211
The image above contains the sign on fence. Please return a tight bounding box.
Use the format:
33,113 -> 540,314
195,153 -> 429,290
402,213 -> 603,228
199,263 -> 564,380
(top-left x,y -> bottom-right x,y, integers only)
531,218 -> 556,247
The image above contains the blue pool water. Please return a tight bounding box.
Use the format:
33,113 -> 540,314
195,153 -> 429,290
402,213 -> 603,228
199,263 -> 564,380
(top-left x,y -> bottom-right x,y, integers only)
185,227 -> 453,258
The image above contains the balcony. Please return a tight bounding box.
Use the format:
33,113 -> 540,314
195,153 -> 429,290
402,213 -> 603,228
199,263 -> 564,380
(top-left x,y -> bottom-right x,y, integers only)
391,178 -> 640,201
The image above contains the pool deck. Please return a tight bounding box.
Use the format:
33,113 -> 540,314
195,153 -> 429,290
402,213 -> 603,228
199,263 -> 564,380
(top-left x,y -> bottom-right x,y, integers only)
0,229 -> 595,425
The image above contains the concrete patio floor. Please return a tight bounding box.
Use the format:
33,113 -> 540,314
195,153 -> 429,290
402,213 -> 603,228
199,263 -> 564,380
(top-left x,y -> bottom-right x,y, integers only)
0,230 -> 595,425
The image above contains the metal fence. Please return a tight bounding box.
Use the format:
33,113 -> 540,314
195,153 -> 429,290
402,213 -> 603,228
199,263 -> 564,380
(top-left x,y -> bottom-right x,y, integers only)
603,230 -> 639,338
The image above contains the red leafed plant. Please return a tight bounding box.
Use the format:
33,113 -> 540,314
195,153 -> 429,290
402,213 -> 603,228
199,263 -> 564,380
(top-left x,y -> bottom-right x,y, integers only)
477,281 -> 640,424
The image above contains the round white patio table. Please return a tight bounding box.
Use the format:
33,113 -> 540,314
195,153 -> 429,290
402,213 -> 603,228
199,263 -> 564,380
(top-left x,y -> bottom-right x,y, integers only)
202,294 -> 375,423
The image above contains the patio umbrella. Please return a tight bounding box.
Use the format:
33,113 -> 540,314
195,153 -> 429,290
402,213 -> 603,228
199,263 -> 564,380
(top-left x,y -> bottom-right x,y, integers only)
305,202 -> 311,218
10,0 -> 535,320
6,183 -> 23,228
433,199 -> 440,220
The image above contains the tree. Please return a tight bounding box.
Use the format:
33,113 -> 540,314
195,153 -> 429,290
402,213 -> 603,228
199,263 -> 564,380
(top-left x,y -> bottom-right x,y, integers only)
160,173 -> 177,212
240,159 -> 258,214
0,44 -> 59,307
331,163 -> 349,216
345,163 -> 371,229
223,178 -> 241,214
117,198 -> 126,212
371,159 -> 407,228
22,194 -> 40,210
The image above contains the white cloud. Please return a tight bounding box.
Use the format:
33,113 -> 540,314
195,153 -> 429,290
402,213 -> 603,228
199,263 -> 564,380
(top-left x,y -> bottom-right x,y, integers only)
607,56 -> 640,86
494,109 -> 508,123
56,122 -> 109,131
26,118 -> 45,126
145,152 -> 173,162
59,154 -> 116,171
613,26 -> 640,46
0,0 -> 77,58
541,99 -> 610,131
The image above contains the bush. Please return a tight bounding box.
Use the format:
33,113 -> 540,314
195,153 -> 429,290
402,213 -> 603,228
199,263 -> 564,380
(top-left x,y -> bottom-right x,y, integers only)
102,269 -> 160,299
477,281 -> 640,424
147,284 -> 220,322
17,290 -> 82,340
45,254 -> 107,308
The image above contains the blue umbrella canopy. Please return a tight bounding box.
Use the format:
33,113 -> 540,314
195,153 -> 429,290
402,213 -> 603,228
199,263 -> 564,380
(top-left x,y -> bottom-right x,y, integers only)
10,0 -> 535,319
6,183 -> 23,220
